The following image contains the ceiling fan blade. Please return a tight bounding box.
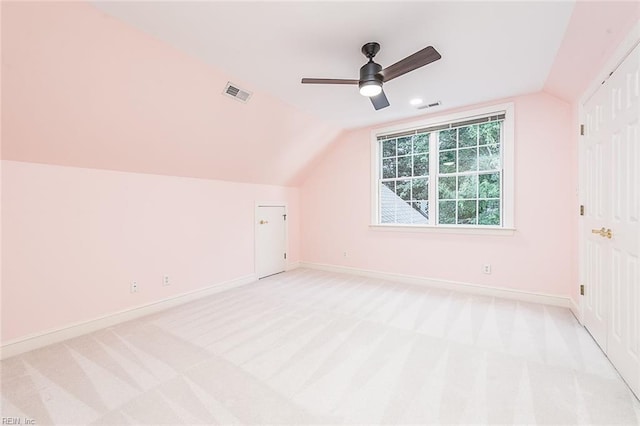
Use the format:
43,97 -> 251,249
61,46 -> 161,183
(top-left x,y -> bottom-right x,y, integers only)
301,78 -> 359,85
370,90 -> 390,110
380,46 -> 441,82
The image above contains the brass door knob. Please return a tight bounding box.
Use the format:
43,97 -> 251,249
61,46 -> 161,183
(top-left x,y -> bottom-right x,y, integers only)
591,227 -> 612,239
259,220 -> 269,225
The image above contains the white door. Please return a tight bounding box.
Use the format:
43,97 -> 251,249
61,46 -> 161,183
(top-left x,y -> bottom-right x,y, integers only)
256,205 -> 287,279
581,42 -> 640,397
582,79 -> 611,350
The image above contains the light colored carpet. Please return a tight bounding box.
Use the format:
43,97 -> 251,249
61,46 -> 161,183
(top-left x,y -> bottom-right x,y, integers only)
1,268 -> 639,425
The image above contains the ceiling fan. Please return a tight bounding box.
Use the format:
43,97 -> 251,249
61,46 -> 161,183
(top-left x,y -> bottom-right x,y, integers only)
301,42 -> 441,110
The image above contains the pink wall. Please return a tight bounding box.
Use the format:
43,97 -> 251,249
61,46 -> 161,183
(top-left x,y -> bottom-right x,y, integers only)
1,160 -> 300,343
1,2 -> 340,186
0,1 -> 313,344
2,1 -> 629,344
300,92 -> 575,297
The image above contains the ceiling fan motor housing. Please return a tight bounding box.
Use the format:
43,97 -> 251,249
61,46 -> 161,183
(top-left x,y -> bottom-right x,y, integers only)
359,61 -> 383,89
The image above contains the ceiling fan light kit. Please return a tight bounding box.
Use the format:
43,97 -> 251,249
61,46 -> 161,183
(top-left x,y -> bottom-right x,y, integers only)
359,81 -> 382,97
301,41 -> 441,110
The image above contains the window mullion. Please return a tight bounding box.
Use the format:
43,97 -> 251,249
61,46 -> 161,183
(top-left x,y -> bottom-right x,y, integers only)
429,132 -> 438,226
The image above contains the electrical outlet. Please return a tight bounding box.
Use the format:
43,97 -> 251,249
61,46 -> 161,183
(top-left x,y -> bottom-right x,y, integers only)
130,281 -> 138,293
163,275 -> 170,286
343,251 -> 348,257
483,264 -> 492,274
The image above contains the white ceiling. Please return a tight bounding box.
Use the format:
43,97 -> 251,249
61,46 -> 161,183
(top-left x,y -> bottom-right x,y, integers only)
92,1 -> 575,129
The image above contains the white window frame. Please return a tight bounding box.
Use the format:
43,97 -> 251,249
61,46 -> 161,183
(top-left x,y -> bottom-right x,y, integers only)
370,102 -> 515,235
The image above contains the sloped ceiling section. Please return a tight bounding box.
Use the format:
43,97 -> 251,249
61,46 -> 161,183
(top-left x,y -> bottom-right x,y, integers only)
1,2 -> 341,186
544,1 -> 640,102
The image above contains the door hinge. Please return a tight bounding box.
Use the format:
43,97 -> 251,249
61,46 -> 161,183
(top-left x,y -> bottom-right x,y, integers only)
580,205 -> 585,216
284,252 -> 287,260
580,284 -> 585,296
283,214 -> 287,221
580,124 -> 585,136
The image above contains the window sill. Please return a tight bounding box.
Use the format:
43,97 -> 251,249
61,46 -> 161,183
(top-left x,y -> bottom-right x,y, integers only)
369,224 -> 516,236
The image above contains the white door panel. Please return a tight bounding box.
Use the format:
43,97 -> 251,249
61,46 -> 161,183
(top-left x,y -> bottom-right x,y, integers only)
583,79 -> 611,350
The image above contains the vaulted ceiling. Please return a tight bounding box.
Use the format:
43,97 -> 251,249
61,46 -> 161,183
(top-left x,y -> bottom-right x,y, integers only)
91,1 -> 575,129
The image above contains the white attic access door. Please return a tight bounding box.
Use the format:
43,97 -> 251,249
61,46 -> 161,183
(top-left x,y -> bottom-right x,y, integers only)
255,205 -> 287,279
580,34 -> 640,398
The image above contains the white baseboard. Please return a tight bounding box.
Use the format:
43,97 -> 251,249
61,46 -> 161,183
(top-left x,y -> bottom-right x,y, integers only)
286,261 -> 301,271
0,273 -> 257,360
299,262 -> 571,308
570,297 -> 583,324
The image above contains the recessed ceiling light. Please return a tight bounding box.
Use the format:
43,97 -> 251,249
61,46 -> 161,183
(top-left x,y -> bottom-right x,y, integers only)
409,98 -> 423,106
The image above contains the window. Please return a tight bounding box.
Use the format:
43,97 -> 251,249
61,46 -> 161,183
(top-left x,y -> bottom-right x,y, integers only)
372,103 -> 514,230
